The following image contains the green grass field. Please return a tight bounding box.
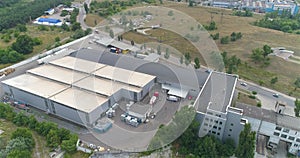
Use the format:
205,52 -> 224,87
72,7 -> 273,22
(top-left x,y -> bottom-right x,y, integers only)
122,2 -> 300,98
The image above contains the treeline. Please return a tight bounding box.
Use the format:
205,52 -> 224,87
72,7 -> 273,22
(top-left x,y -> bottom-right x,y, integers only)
0,0 -> 73,31
173,120 -> 235,157
254,10 -> 300,33
90,0 -> 156,17
232,10 -> 253,17
0,103 -> 78,156
0,0 -> 22,8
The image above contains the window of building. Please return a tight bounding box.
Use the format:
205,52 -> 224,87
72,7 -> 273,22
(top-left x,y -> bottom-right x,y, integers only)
217,133 -> 220,135
205,118 -> 209,121
210,119 -> 213,122
296,138 -> 300,143
207,112 -> 213,115
214,120 -> 218,123
283,128 -> 290,133
213,126 -> 217,129
294,144 -> 299,147
231,123 -> 234,126
209,125 -> 212,127
288,136 -> 295,141
219,122 -> 223,125
273,132 -> 280,136
212,131 -> 216,134
229,129 -> 232,132
203,128 -> 207,132
204,123 -> 208,126
275,126 -> 282,131
218,127 -> 221,130
228,134 -> 231,137
281,134 -> 287,139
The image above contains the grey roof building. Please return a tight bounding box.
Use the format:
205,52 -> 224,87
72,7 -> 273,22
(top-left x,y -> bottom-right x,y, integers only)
2,56 -> 156,126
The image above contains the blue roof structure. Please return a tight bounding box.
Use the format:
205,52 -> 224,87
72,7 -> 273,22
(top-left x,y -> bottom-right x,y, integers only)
38,18 -> 61,24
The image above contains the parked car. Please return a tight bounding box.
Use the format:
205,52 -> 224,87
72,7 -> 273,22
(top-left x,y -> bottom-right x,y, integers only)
167,95 -> 179,102
240,82 -> 247,86
273,93 -> 279,98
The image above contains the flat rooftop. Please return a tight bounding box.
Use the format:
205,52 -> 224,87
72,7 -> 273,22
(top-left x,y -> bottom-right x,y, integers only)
70,49 -> 209,89
93,65 -> 156,88
27,64 -> 88,84
197,72 -> 237,113
50,88 -> 108,113
73,76 -> 142,97
129,103 -> 152,115
49,56 -> 106,74
236,102 -> 300,131
2,74 -> 68,98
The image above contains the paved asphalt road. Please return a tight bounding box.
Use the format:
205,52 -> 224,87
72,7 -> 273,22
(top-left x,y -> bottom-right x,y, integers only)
237,79 -> 295,108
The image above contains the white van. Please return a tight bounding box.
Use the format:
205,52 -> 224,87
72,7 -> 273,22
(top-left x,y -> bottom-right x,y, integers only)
167,96 -> 179,102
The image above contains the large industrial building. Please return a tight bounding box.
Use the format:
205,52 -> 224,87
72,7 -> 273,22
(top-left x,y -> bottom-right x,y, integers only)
2,56 -> 156,126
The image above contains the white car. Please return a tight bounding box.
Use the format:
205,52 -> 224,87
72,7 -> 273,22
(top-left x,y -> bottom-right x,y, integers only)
240,82 -> 247,86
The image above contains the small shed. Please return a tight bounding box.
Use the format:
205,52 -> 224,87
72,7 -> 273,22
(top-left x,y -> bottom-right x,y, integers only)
128,103 -> 152,122
162,84 -> 189,98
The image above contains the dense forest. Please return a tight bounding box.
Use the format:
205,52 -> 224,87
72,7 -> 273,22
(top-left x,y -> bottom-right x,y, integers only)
254,10 -> 300,33
0,0 -> 22,8
0,0 -> 73,31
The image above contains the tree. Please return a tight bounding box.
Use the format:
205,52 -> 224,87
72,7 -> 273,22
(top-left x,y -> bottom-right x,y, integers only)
6,137 -> 35,153
262,45 -> 272,58
11,128 -> 33,141
250,48 -> 264,63
194,57 -> 200,69
84,3 -> 89,14
188,0 -> 193,7
236,123 -> 256,158
164,48 -> 170,59
13,112 -> 29,126
109,29 -> 114,38
294,77 -> 300,89
46,129 -> 60,148
7,150 -> 31,158
230,32 -> 237,41
180,56 -> 184,64
61,134 -> 78,153
55,37 -> 60,42
211,33 -> 219,40
16,24 -> 27,32
11,35 -> 34,54
71,22 -> 81,31
157,45 -> 161,55
72,29 -> 85,39
61,23 -> 70,31
295,99 -> 300,117
220,36 -> 229,44
84,28 -> 92,35
270,76 -> 278,85
28,115 -> 37,130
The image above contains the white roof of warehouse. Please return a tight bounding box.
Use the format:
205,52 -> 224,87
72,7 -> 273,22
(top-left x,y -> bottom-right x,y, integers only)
27,64 -> 88,84
74,76 -> 142,96
93,65 -> 155,87
49,56 -> 106,73
2,74 -> 68,98
50,88 -> 108,113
